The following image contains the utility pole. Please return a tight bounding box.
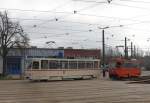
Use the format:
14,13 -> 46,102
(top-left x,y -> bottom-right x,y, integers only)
102,29 -> 105,67
125,37 -> 128,59
131,42 -> 133,58
98,25 -> 123,67
137,48 -> 139,58
127,46 -> 128,58
98,26 -> 109,68
134,45 -> 136,58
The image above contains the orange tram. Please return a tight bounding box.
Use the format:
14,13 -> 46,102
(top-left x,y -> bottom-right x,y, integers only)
108,58 -> 141,79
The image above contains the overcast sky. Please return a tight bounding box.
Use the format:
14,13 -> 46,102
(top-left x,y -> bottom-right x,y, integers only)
0,0 -> 150,52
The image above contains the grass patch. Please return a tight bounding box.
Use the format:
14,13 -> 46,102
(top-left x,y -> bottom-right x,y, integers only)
0,75 -> 9,80
0,75 -> 21,80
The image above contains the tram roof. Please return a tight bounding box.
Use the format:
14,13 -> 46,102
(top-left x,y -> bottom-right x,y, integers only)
27,58 -> 100,61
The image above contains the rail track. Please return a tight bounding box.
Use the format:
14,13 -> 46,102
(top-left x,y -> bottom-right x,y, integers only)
127,75 -> 150,84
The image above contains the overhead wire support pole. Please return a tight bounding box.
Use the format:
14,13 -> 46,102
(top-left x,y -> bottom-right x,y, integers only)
98,25 -> 123,68
98,26 -> 109,68
131,42 -> 133,58
125,37 -> 128,59
102,29 -> 105,67
134,45 -> 136,58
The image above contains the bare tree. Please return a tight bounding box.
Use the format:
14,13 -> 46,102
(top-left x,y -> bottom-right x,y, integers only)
0,11 -> 30,76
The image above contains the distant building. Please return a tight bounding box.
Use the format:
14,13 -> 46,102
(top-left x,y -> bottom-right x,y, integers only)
64,49 -> 100,59
7,48 -> 64,58
66,47 -> 73,49
58,47 -> 64,49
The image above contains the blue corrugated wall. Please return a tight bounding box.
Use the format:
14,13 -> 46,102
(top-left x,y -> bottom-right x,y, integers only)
6,48 -> 65,75
6,57 -> 22,75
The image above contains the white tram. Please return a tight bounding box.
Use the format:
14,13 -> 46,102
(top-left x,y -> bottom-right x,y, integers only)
25,58 -> 100,80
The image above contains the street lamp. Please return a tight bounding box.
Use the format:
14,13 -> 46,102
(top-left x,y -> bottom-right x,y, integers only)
98,25 -> 123,68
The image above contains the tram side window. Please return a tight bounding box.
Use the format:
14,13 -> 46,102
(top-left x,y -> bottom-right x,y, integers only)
94,61 -> 98,68
122,63 -> 138,68
69,61 -> 77,69
32,61 -> 39,69
41,60 -> 48,69
78,61 -> 85,69
49,61 -> 59,69
87,61 -> 93,69
60,61 -> 68,69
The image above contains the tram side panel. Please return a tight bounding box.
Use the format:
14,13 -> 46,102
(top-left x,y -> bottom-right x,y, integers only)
25,69 -> 100,80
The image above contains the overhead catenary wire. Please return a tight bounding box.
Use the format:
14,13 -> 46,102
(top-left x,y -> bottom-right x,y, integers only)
71,0 -> 150,11
127,13 -> 150,20
72,0 -> 107,12
120,0 -> 150,4
10,15 -> 150,29
27,0 -> 106,26
26,29 -> 92,36
71,0 -> 150,12
10,16 -> 150,36
122,26 -> 150,34
111,2 -> 150,11
22,20 -> 150,41
72,0 -> 106,4
1,2 -> 149,49
51,0 -> 72,11
8,13 -> 150,44
33,0 -> 73,26
24,27 -> 97,41
35,0 -> 107,26
3,7 -> 150,23
24,24 -> 96,33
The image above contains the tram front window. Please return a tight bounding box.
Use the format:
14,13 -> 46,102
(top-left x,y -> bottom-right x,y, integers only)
32,61 -> 39,69
122,62 -> 138,68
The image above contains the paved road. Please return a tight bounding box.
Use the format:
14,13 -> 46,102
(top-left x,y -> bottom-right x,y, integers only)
0,79 -> 150,103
